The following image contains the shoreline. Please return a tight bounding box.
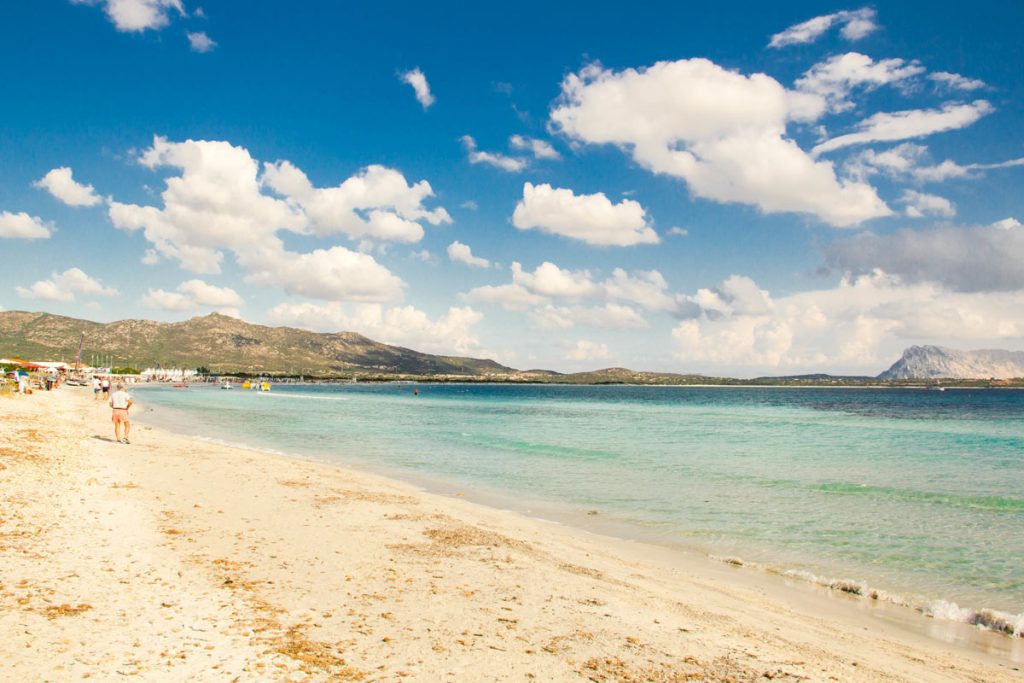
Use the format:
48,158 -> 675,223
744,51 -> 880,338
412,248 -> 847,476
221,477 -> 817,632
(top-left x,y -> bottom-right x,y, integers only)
134,384 -> 1024,639
2,387 -> 1022,681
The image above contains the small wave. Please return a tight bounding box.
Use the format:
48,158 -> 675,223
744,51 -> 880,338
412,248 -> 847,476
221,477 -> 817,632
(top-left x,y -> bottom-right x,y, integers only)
923,600 -> 1024,637
709,556 -> 1022,638
811,482 -> 1024,512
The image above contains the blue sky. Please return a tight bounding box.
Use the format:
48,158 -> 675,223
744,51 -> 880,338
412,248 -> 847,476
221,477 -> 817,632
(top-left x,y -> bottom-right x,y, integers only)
1,1 -> 1023,375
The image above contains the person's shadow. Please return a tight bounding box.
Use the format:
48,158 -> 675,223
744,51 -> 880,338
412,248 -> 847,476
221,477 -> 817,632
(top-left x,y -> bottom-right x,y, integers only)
91,435 -> 120,443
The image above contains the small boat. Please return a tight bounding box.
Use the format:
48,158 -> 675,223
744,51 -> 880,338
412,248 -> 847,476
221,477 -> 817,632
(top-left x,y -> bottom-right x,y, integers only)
221,381 -> 233,390
242,381 -> 251,389
173,382 -> 188,389
259,381 -> 271,392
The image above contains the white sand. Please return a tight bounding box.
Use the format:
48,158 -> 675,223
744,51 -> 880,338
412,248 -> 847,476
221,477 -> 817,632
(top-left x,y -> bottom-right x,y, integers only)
1,387 -> 1021,681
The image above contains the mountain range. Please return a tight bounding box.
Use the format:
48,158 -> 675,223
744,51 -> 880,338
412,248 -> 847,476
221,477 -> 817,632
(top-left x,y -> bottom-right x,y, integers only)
2,311 -> 1022,382
0,311 -> 510,377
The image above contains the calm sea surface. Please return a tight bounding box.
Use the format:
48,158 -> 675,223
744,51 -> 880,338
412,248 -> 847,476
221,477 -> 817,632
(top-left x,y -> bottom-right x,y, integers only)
135,383 -> 1024,629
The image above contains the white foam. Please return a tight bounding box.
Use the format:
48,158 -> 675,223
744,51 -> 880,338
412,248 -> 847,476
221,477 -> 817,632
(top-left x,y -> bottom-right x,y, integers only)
923,600 -> 1024,637
717,557 -> 1024,639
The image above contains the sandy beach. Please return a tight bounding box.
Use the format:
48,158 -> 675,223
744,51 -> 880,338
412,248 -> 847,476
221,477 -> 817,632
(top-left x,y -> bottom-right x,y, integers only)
1,387 -> 1020,682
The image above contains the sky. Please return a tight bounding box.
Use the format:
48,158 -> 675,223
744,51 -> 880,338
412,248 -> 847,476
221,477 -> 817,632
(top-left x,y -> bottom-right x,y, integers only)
1,1 -> 1023,376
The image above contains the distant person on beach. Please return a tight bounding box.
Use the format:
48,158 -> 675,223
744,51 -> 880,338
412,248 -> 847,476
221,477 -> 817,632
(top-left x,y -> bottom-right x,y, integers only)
92,377 -> 101,399
101,377 -> 110,398
109,382 -> 133,444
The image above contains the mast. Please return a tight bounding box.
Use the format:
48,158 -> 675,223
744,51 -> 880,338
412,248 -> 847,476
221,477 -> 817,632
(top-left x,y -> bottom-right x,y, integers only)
75,332 -> 85,373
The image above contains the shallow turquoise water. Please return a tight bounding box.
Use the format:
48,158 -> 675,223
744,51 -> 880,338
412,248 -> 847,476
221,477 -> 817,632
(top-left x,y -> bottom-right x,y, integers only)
135,383 -> 1024,623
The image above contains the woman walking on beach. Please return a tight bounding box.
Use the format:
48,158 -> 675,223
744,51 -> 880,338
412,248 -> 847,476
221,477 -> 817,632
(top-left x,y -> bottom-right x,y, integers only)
109,382 -> 133,444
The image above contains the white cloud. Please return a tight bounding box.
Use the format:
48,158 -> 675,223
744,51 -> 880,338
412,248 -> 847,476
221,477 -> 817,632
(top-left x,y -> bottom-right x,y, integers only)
509,135 -> 560,160
603,268 -> 678,312
769,7 -> 878,48
187,31 -> 216,52
16,267 -> 118,302
73,0 -> 185,32
0,211 -> 53,239
900,190 -> 955,218
465,261 -> 684,323
550,60 -> 890,227
462,283 -> 548,311
459,135 -> 528,172
824,219 -> 1024,292
141,288 -> 192,311
164,279 -> 241,306
266,302 -> 485,357
107,136 -> 447,303
459,200 -> 479,211
33,167 -> 102,207
845,142 -> 1024,183
510,261 -> 601,299
142,279 -> 243,312
930,72 -> 986,91
242,246 -> 404,303
399,68 -> 435,109
512,183 -> 659,246
447,241 -> 491,268
564,340 -> 611,362
796,53 -> 923,113
672,272 -> 1024,374
682,274 -> 774,319
813,100 -> 994,155
262,160 -> 450,242
667,227 -> 689,237
531,303 -> 647,330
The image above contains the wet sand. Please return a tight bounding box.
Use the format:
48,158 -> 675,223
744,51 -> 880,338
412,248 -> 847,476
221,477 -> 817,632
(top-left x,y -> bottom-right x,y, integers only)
1,387 -> 1020,681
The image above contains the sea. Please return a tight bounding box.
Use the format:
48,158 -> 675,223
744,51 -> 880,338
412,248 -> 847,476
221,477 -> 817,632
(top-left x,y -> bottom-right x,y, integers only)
133,382 -> 1024,637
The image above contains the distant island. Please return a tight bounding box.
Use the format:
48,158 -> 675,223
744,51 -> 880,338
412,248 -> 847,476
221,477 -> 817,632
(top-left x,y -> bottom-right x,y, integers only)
1,311 -> 1022,387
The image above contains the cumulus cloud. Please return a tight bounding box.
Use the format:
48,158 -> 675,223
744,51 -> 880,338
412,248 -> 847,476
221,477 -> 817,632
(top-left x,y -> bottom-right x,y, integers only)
813,100 -> 994,155
33,167 -> 102,207
824,220 -> 1024,292
107,136 -> 447,303
796,53 -> 923,113
186,31 -> 216,52
512,183 -> 659,246
142,278 -> 244,312
72,0 -> 185,32
510,261 -> 601,299
564,340 -> 611,362
0,211 -> 53,239
462,283 -> 548,312
399,68 -> 435,109
509,135 -> 560,160
262,160 -> 451,242
16,267 -> 118,302
465,261 -> 682,319
672,271 -> 1024,374
447,241 -> 491,268
550,60 -> 890,227
603,268 -> 678,312
459,135 -> 528,172
266,302 -> 486,356
769,7 -> 878,48
930,72 -> 986,91
242,246 -> 404,302
681,275 -> 774,320
900,190 -> 955,218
